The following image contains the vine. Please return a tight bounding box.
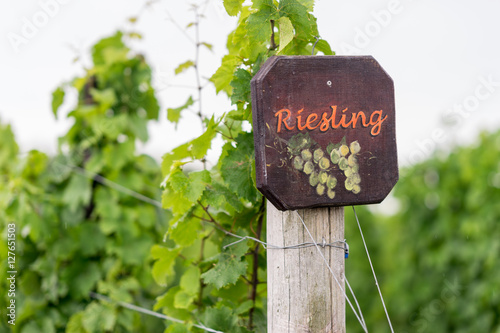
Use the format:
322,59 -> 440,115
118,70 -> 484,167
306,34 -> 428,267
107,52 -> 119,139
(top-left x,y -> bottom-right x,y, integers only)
0,32 -> 168,332
153,1 -> 333,332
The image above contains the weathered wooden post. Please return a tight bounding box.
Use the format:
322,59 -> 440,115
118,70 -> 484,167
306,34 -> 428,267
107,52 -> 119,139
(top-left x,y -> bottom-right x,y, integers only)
251,56 -> 398,332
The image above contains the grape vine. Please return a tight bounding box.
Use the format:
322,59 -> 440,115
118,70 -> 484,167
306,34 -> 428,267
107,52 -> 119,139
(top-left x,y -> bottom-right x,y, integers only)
153,0 -> 333,332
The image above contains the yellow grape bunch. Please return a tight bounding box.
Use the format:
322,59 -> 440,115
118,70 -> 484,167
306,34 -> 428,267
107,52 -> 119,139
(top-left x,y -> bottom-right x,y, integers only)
287,133 -> 362,199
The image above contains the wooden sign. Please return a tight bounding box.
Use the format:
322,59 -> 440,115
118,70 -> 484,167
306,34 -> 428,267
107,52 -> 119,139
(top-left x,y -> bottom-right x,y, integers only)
251,56 -> 398,210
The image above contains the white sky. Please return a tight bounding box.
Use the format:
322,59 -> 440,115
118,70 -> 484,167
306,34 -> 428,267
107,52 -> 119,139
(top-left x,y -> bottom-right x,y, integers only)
1,0 -> 500,169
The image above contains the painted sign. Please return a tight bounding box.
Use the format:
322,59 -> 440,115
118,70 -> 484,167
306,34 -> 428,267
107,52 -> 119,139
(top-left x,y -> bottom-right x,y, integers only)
251,56 -> 398,210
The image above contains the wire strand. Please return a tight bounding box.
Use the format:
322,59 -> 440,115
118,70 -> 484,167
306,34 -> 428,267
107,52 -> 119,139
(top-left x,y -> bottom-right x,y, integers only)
89,292 -> 224,333
295,210 -> 368,332
345,276 -> 367,328
352,206 -> 394,333
54,162 -> 162,208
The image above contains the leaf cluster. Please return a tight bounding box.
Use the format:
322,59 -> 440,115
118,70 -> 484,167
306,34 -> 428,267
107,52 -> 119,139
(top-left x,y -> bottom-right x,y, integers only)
344,130 -> 500,332
153,1 -> 333,332
0,32 -> 168,333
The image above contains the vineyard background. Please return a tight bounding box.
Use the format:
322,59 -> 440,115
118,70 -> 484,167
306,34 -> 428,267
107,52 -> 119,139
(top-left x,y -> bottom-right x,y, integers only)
1,1 -> 500,332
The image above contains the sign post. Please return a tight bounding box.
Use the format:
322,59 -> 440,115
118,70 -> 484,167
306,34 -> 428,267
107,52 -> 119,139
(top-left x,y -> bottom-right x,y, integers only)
251,56 -> 398,332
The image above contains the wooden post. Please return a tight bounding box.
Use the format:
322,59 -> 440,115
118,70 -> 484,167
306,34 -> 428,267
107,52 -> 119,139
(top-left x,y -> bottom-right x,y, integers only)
251,56 -> 398,332
267,202 -> 345,332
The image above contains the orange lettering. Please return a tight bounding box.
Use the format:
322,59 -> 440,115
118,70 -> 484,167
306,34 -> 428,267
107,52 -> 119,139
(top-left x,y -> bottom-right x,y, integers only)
275,108 -> 295,133
330,106 -> 341,129
297,109 -> 306,131
305,113 -> 319,130
369,110 -> 387,136
350,112 -> 368,128
274,106 -> 387,136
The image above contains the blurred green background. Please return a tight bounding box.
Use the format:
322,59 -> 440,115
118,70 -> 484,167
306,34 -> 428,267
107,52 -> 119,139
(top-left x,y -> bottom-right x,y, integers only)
1,1 -> 500,332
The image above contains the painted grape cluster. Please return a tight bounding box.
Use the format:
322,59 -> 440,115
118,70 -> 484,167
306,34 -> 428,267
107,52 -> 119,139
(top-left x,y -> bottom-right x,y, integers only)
287,133 -> 362,199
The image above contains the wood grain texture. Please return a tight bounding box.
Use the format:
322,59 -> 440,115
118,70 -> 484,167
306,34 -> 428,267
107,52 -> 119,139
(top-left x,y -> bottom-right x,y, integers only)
252,56 -> 398,210
267,202 -> 345,332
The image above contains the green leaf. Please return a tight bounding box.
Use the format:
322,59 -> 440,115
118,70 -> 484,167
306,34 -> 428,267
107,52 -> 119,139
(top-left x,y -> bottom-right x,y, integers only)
65,261 -> 102,299
224,0 -> 245,16
202,306 -> 238,331
151,245 -> 181,287
278,0 -> 315,39
180,266 -> 201,295
73,224 -> 107,256
168,213 -> 202,247
165,323 -> 190,333
185,170 -> 211,202
297,0 -> 314,11
162,183 -> 193,214
278,16 -> 294,53
90,88 -> 117,107
167,96 -> 194,125
220,133 -> 260,202
174,290 -> 196,309
161,117 -> 219,178
62,174 -> 92,212
174,60 -> 195,75
201,237 -> 249,289
51,86 -> 65,119
230,68 -> 252,105
92,31 -> 128,66
210,55 -> 241,95
154,287 -> 191,321
314,39 -> 334,55
190,116 -> 219,158
201,182 -> 244,213
247,0 -> 278,44
82,302 -> 117,333
66,313 -> 86,333
201,42 -> 213,51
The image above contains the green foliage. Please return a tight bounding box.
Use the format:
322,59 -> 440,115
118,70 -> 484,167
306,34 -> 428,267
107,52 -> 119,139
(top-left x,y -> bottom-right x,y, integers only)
345,130 -> 500,332
154,1 -> 332,332
0,32 -> 168,332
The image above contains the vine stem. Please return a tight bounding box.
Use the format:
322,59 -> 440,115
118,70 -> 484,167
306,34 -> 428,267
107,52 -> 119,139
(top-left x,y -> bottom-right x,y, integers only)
248,200 -> 266,330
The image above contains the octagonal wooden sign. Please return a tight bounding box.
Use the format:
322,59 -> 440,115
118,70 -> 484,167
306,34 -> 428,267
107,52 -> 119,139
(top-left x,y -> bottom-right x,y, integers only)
251,56 -> 398,211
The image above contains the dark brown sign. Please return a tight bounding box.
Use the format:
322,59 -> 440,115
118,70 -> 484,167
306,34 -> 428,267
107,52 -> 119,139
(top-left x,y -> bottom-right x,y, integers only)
251,56 -> 398,210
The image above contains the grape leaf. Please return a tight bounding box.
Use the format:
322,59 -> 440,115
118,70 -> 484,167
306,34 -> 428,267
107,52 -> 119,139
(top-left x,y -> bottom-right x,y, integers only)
168,213 -> 202,247
151,245 -> 181,287
201,42 -> 213,51
62,174 -> 92,212
180,266 -> 201,295
220,133 -> 260,202
247,0 -> 278,44
174,60 -> 195,75
278,16 -> 294,54
278,0 -> 315,39
165,323 -> 190,333
174,290 -> 196,309
66,313 -> 86,333
82,302 -> 117,332
210,55 -> 241,95
201,182 -> 244,213
153,286 -> 192,320
90,88 -> 117,107
202,306 -> 238,331
230,68 -> 252,105
167,96 -> 194,125
314,39 -> 334,55
297,0 -> 314,11
190,116 -> 219,158
185,170 -> 211,202
51,86 -> 65,119
201,237 -> 249,289
223,0 -> 244,16
74,224 -> 106,256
